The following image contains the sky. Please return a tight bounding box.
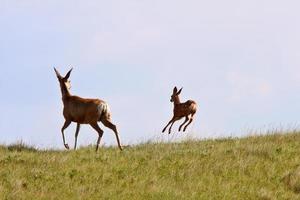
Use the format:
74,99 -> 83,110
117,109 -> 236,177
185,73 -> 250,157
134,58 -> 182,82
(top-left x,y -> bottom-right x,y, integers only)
1,0 -> 300,149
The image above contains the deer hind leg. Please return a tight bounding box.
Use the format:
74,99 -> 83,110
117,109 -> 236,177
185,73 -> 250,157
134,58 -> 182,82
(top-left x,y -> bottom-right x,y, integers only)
90,123 -> 104,152
179,116 -> 189,132
183,113 -> 195,132
101,119 -> 123,151
74,123 -> 81,150
61,120 -> 71,150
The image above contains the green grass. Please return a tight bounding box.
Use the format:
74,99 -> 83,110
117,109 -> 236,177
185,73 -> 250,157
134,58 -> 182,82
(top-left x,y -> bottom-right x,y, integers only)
1,132 -> 300,199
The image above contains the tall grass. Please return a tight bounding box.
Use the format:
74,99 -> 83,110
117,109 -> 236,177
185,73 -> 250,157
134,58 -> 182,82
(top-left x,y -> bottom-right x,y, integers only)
1,132 -> 300,199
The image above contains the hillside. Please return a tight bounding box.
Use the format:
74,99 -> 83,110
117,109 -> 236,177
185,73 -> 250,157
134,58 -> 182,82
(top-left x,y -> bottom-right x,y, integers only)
1,132 -> 300,199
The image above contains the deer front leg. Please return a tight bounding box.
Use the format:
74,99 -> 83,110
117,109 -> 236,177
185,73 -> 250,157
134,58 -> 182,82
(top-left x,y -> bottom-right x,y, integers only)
168,117 -> 181,134
61,120 -> 71,150
74,123 -> 81,150
162,118 -> 174,133
90,123 -> 104,152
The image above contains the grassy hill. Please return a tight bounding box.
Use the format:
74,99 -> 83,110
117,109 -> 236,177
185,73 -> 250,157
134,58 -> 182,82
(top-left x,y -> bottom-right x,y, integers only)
1,132 -> 300,200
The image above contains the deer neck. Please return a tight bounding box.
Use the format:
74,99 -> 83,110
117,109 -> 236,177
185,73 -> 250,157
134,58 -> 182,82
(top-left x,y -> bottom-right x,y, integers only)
173,96 -> 181,106
60,83 -> 71,103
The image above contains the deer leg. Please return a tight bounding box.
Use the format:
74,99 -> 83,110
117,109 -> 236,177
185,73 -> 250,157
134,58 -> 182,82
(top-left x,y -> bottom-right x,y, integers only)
179,116 -> 189,132
101,119 -> 123,151
168,117 -> 181,134
183,114 -> 195,132
90,123 -> 104,152
61,120 -> 71,150
74,123 -> 81,150
162,117 -> 175,133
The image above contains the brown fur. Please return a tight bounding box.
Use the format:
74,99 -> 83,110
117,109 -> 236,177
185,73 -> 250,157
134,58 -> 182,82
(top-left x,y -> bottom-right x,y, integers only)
54,68 -> 122,151
162,87 -> 197,134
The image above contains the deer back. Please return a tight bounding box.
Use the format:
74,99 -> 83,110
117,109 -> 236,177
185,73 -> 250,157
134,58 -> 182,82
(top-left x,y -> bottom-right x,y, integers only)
63,96 -> 109,124
173,100 -> 197,117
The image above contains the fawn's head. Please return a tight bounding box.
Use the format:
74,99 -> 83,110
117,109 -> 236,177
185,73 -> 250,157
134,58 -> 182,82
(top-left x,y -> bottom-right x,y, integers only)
170,87 -> 182,103
54,68 -> 73,92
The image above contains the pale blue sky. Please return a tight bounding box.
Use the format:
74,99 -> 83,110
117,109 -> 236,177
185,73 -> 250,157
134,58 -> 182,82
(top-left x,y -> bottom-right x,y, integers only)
1,1 -> 300,148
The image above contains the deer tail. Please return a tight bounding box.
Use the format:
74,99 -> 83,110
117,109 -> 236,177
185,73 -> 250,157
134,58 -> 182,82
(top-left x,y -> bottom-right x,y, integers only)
190,101 -> 197,114
97,103 -> 111,121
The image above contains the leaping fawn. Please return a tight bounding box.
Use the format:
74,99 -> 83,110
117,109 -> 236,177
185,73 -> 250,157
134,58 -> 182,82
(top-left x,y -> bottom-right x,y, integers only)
162,87 -> 197,134
54,68 -> 123,151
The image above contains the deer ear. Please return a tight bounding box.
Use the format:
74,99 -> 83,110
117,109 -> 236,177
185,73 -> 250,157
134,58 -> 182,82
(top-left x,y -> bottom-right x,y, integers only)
64,68 -> 73,80
54,67 -> 62,79
177,87 -> 183,95
173,87 -> 178,94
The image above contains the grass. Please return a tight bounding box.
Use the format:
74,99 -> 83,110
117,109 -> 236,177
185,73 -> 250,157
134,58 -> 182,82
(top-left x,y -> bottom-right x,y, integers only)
1,132 -> 300,199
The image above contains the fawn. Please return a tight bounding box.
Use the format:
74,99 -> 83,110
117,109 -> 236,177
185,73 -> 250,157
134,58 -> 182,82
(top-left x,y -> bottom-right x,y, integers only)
162,87 -> 197,134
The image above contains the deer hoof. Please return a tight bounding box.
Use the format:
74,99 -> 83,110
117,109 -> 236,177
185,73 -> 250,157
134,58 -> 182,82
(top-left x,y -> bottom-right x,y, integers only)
64,144 -> 70,149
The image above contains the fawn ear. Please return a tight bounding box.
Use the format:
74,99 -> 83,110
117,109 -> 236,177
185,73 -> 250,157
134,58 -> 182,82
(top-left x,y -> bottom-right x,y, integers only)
177,87 -> 183,95
173,87 -> 178,94
64,68 -> 73,80
54,67 -> 62,79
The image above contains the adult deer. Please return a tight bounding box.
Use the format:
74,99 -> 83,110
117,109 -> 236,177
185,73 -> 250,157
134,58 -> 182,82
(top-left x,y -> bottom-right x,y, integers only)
162,87 -> 197,134
54,68 -> 123,151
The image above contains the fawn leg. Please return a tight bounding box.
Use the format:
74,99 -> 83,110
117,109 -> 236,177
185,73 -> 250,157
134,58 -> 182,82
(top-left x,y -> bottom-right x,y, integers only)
179,116 -> 189,132
163,117 -> 176,133
168,117 -> 181,134
183,114 -> 195,132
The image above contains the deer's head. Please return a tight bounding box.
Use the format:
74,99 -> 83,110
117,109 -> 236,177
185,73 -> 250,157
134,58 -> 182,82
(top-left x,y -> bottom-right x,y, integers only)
170,86 -> 182,103
54,68 -> 73,92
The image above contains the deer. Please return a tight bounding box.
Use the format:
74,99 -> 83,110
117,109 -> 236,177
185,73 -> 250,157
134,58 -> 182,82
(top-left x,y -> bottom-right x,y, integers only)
54,68 -> 123,151
162,87 -> 197,134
